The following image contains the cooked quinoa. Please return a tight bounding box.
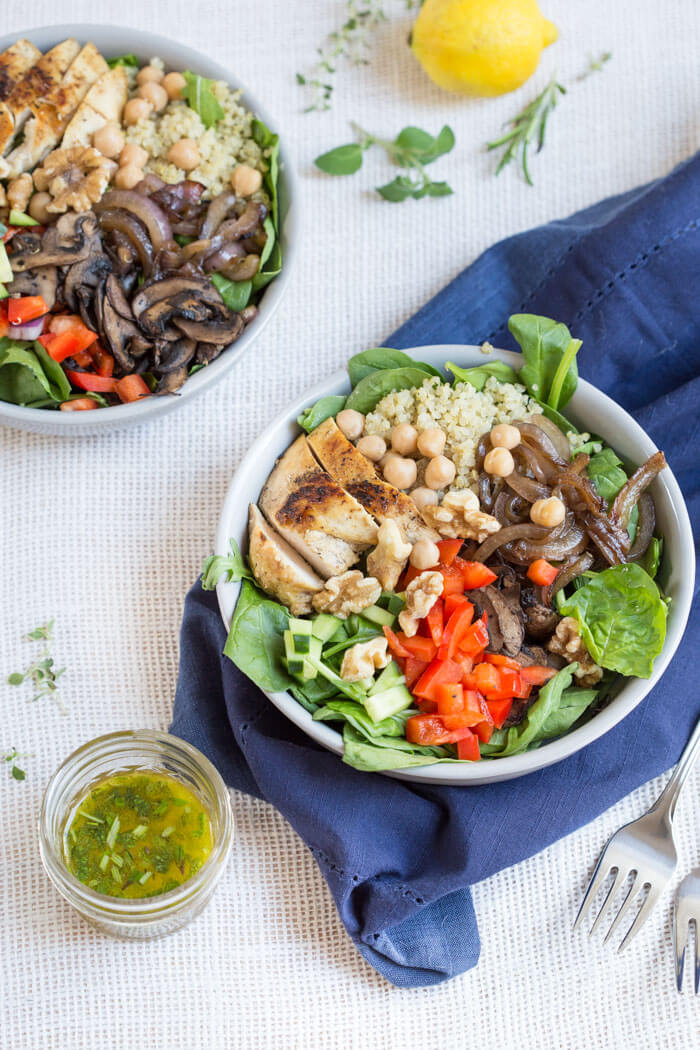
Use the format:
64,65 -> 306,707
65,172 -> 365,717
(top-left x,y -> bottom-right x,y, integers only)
124,60 -> 266,198
364,376 -> 542,492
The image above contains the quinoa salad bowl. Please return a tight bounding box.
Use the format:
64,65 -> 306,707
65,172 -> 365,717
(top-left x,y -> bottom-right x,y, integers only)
0,24 -> 298,435
211,328 -> 694,786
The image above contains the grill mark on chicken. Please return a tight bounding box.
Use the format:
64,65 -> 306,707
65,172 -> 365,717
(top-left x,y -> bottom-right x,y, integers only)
276,471 -> 352,527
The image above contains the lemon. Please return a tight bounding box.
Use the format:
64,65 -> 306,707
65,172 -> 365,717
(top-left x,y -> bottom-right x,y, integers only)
411,0 -> 558,97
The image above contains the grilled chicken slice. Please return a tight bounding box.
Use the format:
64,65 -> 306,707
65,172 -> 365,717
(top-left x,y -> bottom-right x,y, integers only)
247,505 -> 324,616
62,67 -> 127,148
0,39 -> 43,151
307,417 -> 440,544
2,42 -> 108,177
0,38 -> 80,157
259,434 -> 378,579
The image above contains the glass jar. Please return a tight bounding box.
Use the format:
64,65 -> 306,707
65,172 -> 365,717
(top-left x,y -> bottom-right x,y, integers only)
39,729 -> 234,940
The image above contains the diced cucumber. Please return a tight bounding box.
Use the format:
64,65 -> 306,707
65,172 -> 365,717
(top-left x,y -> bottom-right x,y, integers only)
8,209 -> 39,227
311,613 -> 342,643
289,617 -> 313,653
283,631 -> 305,676
304,654 -> 367,702
0,242 -> 12,284
368,660 -> 406,697
384,593 -> 405,615
0,283 -> 8,301
360,604 -> 396,628
363,683 -> 414,724
359,677 -> 375,692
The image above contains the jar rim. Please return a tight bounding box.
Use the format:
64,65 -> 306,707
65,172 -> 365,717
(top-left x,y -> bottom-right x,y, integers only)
39,729 -> 234,919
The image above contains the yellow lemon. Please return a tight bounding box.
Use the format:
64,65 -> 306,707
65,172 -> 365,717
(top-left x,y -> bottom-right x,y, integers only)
411,0 -> 558,97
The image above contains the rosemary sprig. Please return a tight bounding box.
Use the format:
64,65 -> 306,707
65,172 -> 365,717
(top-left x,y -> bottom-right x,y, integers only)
7,620 -> 66,711
577,51 -> 612,81
486,77 -> 566,186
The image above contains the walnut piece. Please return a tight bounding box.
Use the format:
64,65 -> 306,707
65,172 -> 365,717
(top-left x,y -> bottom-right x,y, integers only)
33,146 -> 117,214
340,637 -> 390,682
547,617 -> 604,686
0,183 -> 6,208
6,173 -> 33,213
422,489 -> 501,542
366,519 -> 412,591
312,570 -> 381,619
398,570 -> 443,637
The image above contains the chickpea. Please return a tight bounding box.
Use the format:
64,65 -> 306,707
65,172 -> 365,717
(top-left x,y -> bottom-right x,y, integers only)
167,138 -> 201,172
123,98 -> 153,126
136,65 -> 164,85
28,191 -> 53,225
231,163 -> 263,198
410,486 -> 439,513
383,456 -> 417,490
391,423 -> 418,457
410,539 -> 441,570
530,496 -> 566,529
424,455 -> 456,490
378,451 -> 399,472
162,71 -> 187,99
114,163 -> 144,190
483,447 -> 515,478
416,427 -> 446,458
119,143 -> 149,169
92,122 -> 125,159
490,423 -> 521,450
138,81 -> 168,113
336,409 -> 365,442
356,435 -> 386,462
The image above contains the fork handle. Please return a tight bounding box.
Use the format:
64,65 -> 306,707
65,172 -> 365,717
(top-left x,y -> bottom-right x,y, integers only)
650,715 -> 700,825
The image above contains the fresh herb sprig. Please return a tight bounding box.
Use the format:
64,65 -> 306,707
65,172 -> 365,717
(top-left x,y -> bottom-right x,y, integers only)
4,747 -> 28,781
486,77 -> 566,186
315,124 -> 455,201
8,620 -> 65,711
577,51 -> 612,81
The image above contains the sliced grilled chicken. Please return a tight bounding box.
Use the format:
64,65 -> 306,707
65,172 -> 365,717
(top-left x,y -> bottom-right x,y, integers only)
2,42 -> 108,177
247,504 -> 324,616
307,417 -> 440,544
0,38 -> 80,157
0,39 -> 42,150
62,66 -> 127,148
259,434 -> 378,579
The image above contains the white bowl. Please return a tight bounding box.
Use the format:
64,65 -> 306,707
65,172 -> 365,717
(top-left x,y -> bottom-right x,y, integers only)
215,345 -> 695,785
0,24 -> 299,436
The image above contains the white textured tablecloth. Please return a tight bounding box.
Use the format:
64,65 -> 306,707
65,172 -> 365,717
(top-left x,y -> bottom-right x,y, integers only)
2,1 -> 699,1047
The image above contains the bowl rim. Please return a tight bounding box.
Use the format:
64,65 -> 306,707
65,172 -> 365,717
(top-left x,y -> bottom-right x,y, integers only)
215,343 -> 695,785
0,23 -> 300,431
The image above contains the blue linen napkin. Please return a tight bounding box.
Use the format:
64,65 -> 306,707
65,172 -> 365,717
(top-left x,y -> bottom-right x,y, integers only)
171,152 -> 700,987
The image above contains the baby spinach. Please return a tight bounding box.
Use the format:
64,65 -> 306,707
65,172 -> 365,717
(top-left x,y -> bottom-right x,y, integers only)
348,347 -> 441,385
344,366 -> 437,414
313,700 -> 409,740
210,274 -> 253,312
252,118 -> 280,227
181,71 -> 224,128
0,338 -> 70,406
107,53 -> 139,68
642,537 -> 663,580
509,314 -> 581,410
201,539 -> 253,591
223,580 -> 293,692
481,665 -> 582,757
557,563 -> 668,679
341,725 -> 457,771
297,395 -> 347,433
445,360 -> 520,391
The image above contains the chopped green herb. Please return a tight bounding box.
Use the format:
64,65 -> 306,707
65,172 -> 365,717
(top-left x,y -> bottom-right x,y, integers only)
7,620 -> 65,710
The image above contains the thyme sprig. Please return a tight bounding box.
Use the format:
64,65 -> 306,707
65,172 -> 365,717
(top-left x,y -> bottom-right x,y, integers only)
486,77 -> 566,186
8,620 -> 65,711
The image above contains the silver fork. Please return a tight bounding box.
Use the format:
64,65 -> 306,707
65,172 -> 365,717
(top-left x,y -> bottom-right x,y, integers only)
573,715 -> 700,951
674,869 -> 700,993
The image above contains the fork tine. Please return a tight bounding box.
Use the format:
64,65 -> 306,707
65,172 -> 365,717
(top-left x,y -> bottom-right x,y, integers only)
617,882 -> 662,952
603,873 -> 641,945
674,902 -> 688,993
588,866 -> 625,936
572,854 -> 616,932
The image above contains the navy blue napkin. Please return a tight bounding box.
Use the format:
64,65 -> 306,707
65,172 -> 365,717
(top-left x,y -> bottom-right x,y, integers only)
171,152 -> 700,987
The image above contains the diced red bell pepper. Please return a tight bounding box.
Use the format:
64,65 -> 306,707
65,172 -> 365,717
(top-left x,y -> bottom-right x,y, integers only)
383,625 -> 410,660
458,615 -> 490,659
115,374 -> 151,403
401,635 -> 437,662
406,714 -> 452,746
443,602 -> 476,661
399,564 -> 424,590
487,697 -> 513,728
65,369 -> 117,393
483,652 -> 522,671
92,344 -> 115,378
416,698 -> 438,714
72,349 -> 93,368
520,665 -> 558,686
456,655 -> 474,681
473,720 -> 494,744
438,563 -> 463,596
425,598 -> 444,645
404,656 -> 429,688
444,593 -> 470,619
435,683 -> 464,716
441,688 -> 487,729
42,326 -> 98,363
526,558 -> 559,587
48,314 -> 90,335
7,295 -> 48,325
458,560 -> 498,590
413,658 -> 464,702
437,539 -> 463,565
471,662 -> 503,697
456,731 -> 481,761
59,397 -> 99,412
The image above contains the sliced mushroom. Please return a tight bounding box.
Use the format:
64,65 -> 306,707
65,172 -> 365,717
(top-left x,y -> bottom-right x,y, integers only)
480,584 -> 525,657
5,266 -> 58,310
63,255 -> 112,313
10,213 -> 98,272
138,291 -> 214,337
129,334 -> 154,358
155,337 -> 196,374
101,297 -> 139,372
521,587 -> 561,640
217,201 -> 267,241
194,341 -> 225,365
131,275 -> 223,319
156,365 -> 189,393
174,313 -> 244,344
105,273 -> 135,321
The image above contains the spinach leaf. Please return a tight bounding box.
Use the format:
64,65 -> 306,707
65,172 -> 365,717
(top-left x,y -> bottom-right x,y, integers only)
252,118 -> 280,227
181,71 -> 224,128
341,725 -> 457,771
481,665 -> 579,756
223,579 -> 292,692
535,399 -> 579,435
344,366 -> 438,414
210,274 -> 253,312
297,395 -> 347,433
642,537 -> 663,580
348,347 -> 441,385
313,700 -> 409,739
0,339 -> 61,405
107,53 -> 139,68
509,314 -> 581,410
557,563 -> 668,678
33,342 -> 71,401
536,686 -> 599,740
445,360 -> 520,390
201,539 -> 253,591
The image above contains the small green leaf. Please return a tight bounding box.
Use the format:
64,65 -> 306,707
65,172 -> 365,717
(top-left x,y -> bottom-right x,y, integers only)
314,143 -> 364,175
419,125 -> 456,163
426,181 -> 453,197
181,71 -> 224,129
395,126 -> 435,153
11,764 -> 25,781
8,673 -> 24,685
202,539 -> 253,591
376,176 -> 415,202
210,274 -> 252,312
107,53 -> 139,68
297,395 -> 347,433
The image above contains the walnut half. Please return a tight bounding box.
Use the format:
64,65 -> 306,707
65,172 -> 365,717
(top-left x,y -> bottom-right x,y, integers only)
547,617 -> 604,687
398,570 -> 443,637
366,519 -> 412,591
312,571 -> 381,619
33,146 -> 117,214
422,489 -> 501,543
340,637 -> 390,682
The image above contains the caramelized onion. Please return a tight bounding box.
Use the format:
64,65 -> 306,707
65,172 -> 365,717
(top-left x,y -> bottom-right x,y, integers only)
504,470 -> 550,503
527,414 -> 572,461
200,190 -> 236,238
97,208 -> 154,275
96,191 -> 173,253
611,451 -> 667,532
628,492 -> 656,560
473,523 -> 549,563
542,551 -> 594,605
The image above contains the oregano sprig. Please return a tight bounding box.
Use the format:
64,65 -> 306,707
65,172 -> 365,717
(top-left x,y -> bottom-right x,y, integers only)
8,620 -> 65,711
4,747 -> 29,781
315,123 -> 455,201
